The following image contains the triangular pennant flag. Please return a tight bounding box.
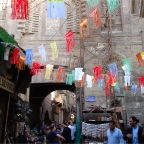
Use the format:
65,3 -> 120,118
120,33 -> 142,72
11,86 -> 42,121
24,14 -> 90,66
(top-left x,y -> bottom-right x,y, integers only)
25,49 -> 33,67
38,45 -> 47,63
50,41 -> 58,60
45,64 -> 54,80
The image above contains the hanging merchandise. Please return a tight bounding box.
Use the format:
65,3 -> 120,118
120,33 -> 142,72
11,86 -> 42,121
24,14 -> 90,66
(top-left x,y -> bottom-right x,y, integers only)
11,0 -> 28,19
80,18 -> 89,39
90,7 -> 102,28
122,58 -> 131,75
16,56 -> 26,70
66,70 -> 75,85
107,0 -> 120,13
38,45 -> 47,63
45,64 -> 54,80
136,52 -> 144,66
50,41 -> 58,60
138,76 -> 144,86
124,75 -> 131,86
56,66 -> 65,82
10,48 -> 20,64
75,68 -> 83,81
25,49 -> 33,67
30,61 -> 41,76
108,62 -> 118,76
131,83 -> 137,94
93,65 -> 102,80
47,0 -> 66,18
4,47 -> 11,61
65,30 -> 75,52
86,0 -> 100,7
86,74 -> 93,88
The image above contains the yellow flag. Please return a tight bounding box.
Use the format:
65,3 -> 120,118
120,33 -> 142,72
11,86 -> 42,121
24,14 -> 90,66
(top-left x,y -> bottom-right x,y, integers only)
50,41 -> 58,60
45,64 -> 54,79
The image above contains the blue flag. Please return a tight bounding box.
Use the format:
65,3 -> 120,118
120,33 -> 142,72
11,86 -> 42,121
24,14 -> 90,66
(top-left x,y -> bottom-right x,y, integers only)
47,0 -> 66,18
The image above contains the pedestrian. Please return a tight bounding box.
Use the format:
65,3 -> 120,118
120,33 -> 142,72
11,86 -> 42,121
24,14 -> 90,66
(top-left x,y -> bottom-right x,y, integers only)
68,122 -> 76,143
124,116 -> 144,144
106,121 -> 124,144
47,125 -> 65,144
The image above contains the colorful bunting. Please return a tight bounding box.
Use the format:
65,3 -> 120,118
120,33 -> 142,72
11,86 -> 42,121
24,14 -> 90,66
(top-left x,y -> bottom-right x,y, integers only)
97,77 -> 104,88
86,0 -> 100,7
80,18 -> 89,39
90,7 -> 102,28
45,64 -> 54,80
65,30 -> 75,52
107,0 -> 120,13
122,58 -> 131,75
93,66 -> 102,80
78,74 -> 86,87
138,76 -> 144,86
47,0 -> 66,18
124,75 -> 131,86
131,84 -> 137,94
30,62 -> 41,76
75,68 -> 83,81
66,70 -> 75,85
38,45 -> 47,63
86,74 -> 93,88
56,66 -> 65,82
50,41 -> 58,60
108,62 -> 118,76
25,49 -> 33,67
11,0 -> 28,19
136,52 -> 144,66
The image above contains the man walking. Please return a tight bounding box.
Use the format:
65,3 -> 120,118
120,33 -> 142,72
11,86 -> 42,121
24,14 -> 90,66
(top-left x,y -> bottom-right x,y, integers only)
107,121 -> 124,144
124,116 -> 144,144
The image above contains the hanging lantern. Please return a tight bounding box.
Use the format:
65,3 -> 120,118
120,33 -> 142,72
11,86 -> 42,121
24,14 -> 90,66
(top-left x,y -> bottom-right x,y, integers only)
80,18 -> 89,39
11,0 -> 28,19
38,45 -> 47,63
56,67 -> 65,82
65,30 -> 75,52
16,56 -> 26,70
10,48 -> 20,64
108,62 -> 118,76
30,61 -> 41,76
45,64 -> 54,80
122,58 -> 131,75
93,65 -> 102,80
25,49 -> 33,67
50,41 -> 58,60
90,7 -> 101,28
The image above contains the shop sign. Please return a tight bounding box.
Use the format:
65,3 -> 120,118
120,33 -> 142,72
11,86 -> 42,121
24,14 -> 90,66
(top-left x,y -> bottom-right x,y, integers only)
0,76 -> 15,93
86,96 -> 96,102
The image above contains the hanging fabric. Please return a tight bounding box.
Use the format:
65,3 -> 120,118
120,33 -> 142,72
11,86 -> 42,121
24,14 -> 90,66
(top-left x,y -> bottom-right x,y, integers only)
107,0 -> 119,13
131,84 -> 137,94
11,0 -> 28,19
138,76 -> 144,86
75,68 -> 83,81
86,0 -> 100,7
4,47 -> 11,61
25,49 -> 33,67
80,18 -> 89,39
47,0 -> 66,18
38,45 -> 47,63
90,7 -> 101,28
136,52 -> 144,66
16,56 -> 26,70
10,48 -> 20,64
122,58 -> 131,75
56,66 -> 65,82
66,70 -> 75,85
45,64 -> 54,80
108,62 -> 118,76
93,65 -> 102,80
30,61 -> 41,76
65,30 -> 75,52
86,74 -> 93,88
50,41 -> 58,60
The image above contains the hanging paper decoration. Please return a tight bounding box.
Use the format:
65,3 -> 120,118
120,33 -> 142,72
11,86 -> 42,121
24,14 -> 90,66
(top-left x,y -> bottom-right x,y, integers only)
107,0 -> 119,13
124,75 -> 131,86
66,70 -> 75,85
11,0 -> 28,19
25,49 -> 33,67
16,56 -> 26,70
138,76 -> 144,86
10,48 -> 20,64
131,84 -> 137,94
4,47 -> 11,61
56,67 -> 65,82
47,0 -> 66,18
75,68 -> 83,81
86,74 -> 93,88
122,58 -> 131,75
80,18 -> 89,39
45,64 -> 54,80
136,52 -> 144,66
86,0 -> 100,7
108,62 -> 118,76
93,66 -> 102,80
30,62 -> 41,76
65,30 -> 75,52
38,45 -> 47,63
50,41 -> 58,60
90,7 -> 102,28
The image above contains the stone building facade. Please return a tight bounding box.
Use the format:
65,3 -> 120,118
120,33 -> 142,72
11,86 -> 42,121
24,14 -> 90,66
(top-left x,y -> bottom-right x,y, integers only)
0,0 -> 144,122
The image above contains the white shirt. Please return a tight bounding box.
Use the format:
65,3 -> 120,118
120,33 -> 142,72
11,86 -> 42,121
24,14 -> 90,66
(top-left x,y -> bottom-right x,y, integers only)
68,125 -> 76,140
